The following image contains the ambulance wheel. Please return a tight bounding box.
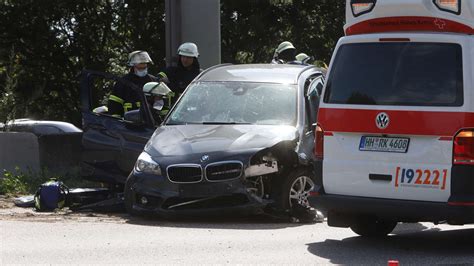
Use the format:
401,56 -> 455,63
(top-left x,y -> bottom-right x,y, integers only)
350,216 -> 397,237
124,176 -> 140,216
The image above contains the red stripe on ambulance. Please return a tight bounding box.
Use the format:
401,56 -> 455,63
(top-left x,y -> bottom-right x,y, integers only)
318,108 -> 474,136
345,16 -> 474,36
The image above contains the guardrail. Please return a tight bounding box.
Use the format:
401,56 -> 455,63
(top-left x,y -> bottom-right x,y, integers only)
0,132 -> 82,178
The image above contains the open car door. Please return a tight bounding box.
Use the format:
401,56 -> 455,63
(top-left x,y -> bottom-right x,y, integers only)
79,70 -> 157,185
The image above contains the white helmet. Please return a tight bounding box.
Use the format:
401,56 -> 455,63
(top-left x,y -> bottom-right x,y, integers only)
295,53 -> 311,64
143,82 -> 171,96
128,50 -> 153,66
177,42 -> 199,57
275,41 -> 296,55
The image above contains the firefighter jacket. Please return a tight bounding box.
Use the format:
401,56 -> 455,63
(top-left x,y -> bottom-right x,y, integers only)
107,72 -> 158,117
158,58 -> 201,96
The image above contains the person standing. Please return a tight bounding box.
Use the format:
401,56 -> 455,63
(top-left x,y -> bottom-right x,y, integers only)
107,50 -> 158,117
271,41 -> 297,64
158,42 -> 201,99
294,53 -> 313,65
107,51 -> 157,117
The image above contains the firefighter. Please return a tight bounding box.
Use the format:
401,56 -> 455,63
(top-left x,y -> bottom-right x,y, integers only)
142,81 -> 172,123
158,42 -> 201,101
294,53 -> 313,65
107,50 -> 158,117
271,41 -> 297,64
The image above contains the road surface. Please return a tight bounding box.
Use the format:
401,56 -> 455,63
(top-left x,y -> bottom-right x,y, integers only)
1,203 -> 473,264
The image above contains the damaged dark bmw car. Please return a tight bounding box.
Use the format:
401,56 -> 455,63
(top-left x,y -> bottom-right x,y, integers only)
125,64 -> 325,220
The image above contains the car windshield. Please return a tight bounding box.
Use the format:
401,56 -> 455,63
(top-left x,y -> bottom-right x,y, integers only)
166,82 -> 297,125
324,42 -> 463,106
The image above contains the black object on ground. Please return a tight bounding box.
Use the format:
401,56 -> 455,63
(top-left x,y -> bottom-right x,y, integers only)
68,188 -> 125,212
14,187 -> 125,213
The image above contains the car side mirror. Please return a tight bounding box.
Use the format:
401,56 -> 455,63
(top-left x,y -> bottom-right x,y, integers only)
123,109 -> 143,124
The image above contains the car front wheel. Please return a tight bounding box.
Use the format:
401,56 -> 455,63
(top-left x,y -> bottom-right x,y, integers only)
278,169 -> 321,222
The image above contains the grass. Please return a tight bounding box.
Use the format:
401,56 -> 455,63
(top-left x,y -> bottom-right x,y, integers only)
0,167 -> 96,196
0,168 -> 29,195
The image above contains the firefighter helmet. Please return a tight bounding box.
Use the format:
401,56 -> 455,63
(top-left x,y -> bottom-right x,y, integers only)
177,42 -> 199,57
143,82 -> 172,96
275,41 -> 296,55
128,51 -> 153,66
295,53 -> 312,64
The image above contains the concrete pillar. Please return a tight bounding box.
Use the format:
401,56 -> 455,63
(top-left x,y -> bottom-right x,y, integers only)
165,0 -> 221,69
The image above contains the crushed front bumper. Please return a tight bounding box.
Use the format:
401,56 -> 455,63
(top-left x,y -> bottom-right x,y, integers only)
127,172 -> 268,218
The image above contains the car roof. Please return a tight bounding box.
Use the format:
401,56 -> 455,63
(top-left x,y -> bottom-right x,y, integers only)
196,64 -> 319,84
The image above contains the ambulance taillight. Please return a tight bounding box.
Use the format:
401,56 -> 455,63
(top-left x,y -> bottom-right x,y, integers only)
314,124 -> 324,160
350,0 -> 376,17
453,130 -> 474,165
434,0 -> 461,15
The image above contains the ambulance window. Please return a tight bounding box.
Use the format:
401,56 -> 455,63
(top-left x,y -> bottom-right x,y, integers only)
324,43 -> 463,106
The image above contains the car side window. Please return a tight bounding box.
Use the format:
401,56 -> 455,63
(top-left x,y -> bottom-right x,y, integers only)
304,74 -> 324,130
308,76 -> 324,99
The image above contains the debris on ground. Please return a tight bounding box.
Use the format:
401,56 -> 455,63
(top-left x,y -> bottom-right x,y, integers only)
13,195 -> 35,207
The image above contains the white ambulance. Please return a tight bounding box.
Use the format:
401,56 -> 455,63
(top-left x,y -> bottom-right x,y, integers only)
312,0 -> 474,237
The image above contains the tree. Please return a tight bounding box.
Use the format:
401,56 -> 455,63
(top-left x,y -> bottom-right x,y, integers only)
0,0 -> 345,125
221,0 -> 345,64
0,0 -> 166,125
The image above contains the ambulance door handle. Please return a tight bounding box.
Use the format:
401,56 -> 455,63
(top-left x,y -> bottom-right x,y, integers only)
369,174 -> 392,182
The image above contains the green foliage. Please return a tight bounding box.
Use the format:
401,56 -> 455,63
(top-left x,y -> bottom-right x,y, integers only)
0,47 -> 21,124
0,167 -> 88,196
0,168 -> 29,195
0,0 -> 166,126
0,0 -> 344,125
221,0 -> 345,64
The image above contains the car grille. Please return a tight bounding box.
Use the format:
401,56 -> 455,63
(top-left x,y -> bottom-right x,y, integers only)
167,165 -> 202,183
205,161 -> 243,181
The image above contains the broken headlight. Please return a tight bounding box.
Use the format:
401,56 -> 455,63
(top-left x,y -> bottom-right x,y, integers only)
135,152 -> 162,175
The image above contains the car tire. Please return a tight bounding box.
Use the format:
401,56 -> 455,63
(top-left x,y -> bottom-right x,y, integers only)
350,216 -> 397,237
124,176 -> 140,216
277,168 -> 322,223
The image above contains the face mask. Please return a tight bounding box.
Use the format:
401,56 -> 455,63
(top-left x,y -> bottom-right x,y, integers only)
135,68 -> 148,77
153,99 -> 164,110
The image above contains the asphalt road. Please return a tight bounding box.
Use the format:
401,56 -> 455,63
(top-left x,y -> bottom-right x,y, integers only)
1,212 -> 474,264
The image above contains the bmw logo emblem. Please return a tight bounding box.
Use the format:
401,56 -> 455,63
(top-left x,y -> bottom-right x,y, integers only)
201,155 -> 209,162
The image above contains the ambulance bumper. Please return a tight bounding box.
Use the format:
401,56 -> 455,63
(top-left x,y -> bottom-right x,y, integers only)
310,194 -> 474,225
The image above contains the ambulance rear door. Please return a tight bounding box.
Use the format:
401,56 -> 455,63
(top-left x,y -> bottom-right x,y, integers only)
318,32 -> 472,202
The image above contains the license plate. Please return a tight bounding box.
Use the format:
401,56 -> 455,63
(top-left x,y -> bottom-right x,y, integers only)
359,136 -> 410,153
179,183 -> 231,197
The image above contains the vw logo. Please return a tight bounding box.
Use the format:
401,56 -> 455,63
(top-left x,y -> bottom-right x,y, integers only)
375,112 -> 389,129
200,155 -> 209,162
